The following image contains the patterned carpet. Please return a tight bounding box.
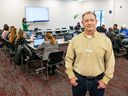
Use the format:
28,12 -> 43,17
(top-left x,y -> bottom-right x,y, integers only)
0,49 -> 128,96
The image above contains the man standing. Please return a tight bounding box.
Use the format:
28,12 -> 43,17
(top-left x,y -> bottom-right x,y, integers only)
65,11 -> 115,96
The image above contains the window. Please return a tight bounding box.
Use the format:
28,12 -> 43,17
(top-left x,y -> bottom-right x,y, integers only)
94,10 -> 105,26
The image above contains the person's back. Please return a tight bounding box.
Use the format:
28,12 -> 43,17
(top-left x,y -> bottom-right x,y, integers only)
74,22 -> 81,31
37,32 -> 58,74
43,40 -> 58,60
38,32 -> 58,60
113,24 -> 119,34
107,28 -> 116,42
100,24 -> 107,34
9,27 -> 17,44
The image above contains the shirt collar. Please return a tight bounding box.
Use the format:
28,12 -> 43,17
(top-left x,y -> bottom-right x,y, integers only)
83,31 -> 99,38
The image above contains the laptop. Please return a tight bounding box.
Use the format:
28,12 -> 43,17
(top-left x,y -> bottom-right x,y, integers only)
33,39 -> 44,48
25,31 -> 33,39
64,34 -> 73,41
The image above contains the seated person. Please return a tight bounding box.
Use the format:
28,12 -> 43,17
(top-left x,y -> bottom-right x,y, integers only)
8,27 -> 17,44
8,27 -> 17,52
113,24 -> 119,34
6,26 -> 15,40
37,32 -> 58,74
14,29 -> 32,65
112,35 -> 124,54
74,22 -> 81,31
107,27 -> 116,42
74,22 -> 81,34
2,24 -> 9,39
120,24 -> 127,33
100,24 -> 107,34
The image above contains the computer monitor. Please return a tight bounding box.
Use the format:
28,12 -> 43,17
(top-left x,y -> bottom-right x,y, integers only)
36,32 -> 43,39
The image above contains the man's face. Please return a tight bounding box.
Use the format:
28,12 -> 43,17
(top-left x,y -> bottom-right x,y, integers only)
113,25 -> 117,29
82,14 -> 97,32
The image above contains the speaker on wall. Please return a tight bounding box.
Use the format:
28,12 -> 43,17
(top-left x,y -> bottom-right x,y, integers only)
109,10 -> 112,14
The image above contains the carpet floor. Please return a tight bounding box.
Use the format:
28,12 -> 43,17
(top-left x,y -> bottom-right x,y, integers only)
0,49 -> 128,96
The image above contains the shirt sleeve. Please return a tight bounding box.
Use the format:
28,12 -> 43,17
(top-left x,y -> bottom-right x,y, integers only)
101,38 -> 115,84
65,40 -> 76,79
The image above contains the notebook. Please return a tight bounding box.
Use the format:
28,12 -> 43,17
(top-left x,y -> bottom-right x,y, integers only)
33,39 -> 44,48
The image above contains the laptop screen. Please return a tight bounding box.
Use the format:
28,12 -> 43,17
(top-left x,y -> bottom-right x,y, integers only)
25,31 -> 33,39
33,39 -> 44,47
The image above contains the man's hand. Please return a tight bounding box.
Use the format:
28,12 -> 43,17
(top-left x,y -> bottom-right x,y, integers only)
98,80 -> 107,89
70,77 -> 78,86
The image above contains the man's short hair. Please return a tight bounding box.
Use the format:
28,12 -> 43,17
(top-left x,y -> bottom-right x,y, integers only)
114,24 -> 118,27
82,11 -> 96,19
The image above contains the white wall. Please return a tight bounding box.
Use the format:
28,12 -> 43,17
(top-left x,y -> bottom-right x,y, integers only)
81,0 -> 128,28
114,0 -> 128,28
0,0 -> 128,30
81,0 -> 115,28
0,0 -> 82,30
0,0 -> 24,29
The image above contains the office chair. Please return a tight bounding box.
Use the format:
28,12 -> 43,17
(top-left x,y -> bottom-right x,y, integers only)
81,27 -> 84,31
2,38 -> 11,52
69,26 -> 74,30
61,27 -> 68,34
43,50 -> 65,80
24,53 -> 45,73
0,36 -> 3,48
34,27 -> 38,31
20,46 -> 44,73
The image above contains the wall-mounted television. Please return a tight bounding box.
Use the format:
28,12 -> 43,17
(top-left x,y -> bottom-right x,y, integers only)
25,7 -> 49,22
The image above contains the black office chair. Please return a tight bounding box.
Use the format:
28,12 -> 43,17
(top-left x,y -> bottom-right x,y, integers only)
24,52 -> 45,73
2,38 -> 11,52
0,36 -> 4,49
61,27 -> 68,34
69,26 -> 74,30
43,51 -> 65,80
20,46 -> 45,73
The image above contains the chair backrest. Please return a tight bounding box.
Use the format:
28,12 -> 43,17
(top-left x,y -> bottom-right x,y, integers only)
48,51 -> 64,65
69,26 -> 74,30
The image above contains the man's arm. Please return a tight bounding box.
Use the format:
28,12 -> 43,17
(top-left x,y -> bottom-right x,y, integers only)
101,38 -> 115,85
65,41 -> 78,86
65,40 -> 76,78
